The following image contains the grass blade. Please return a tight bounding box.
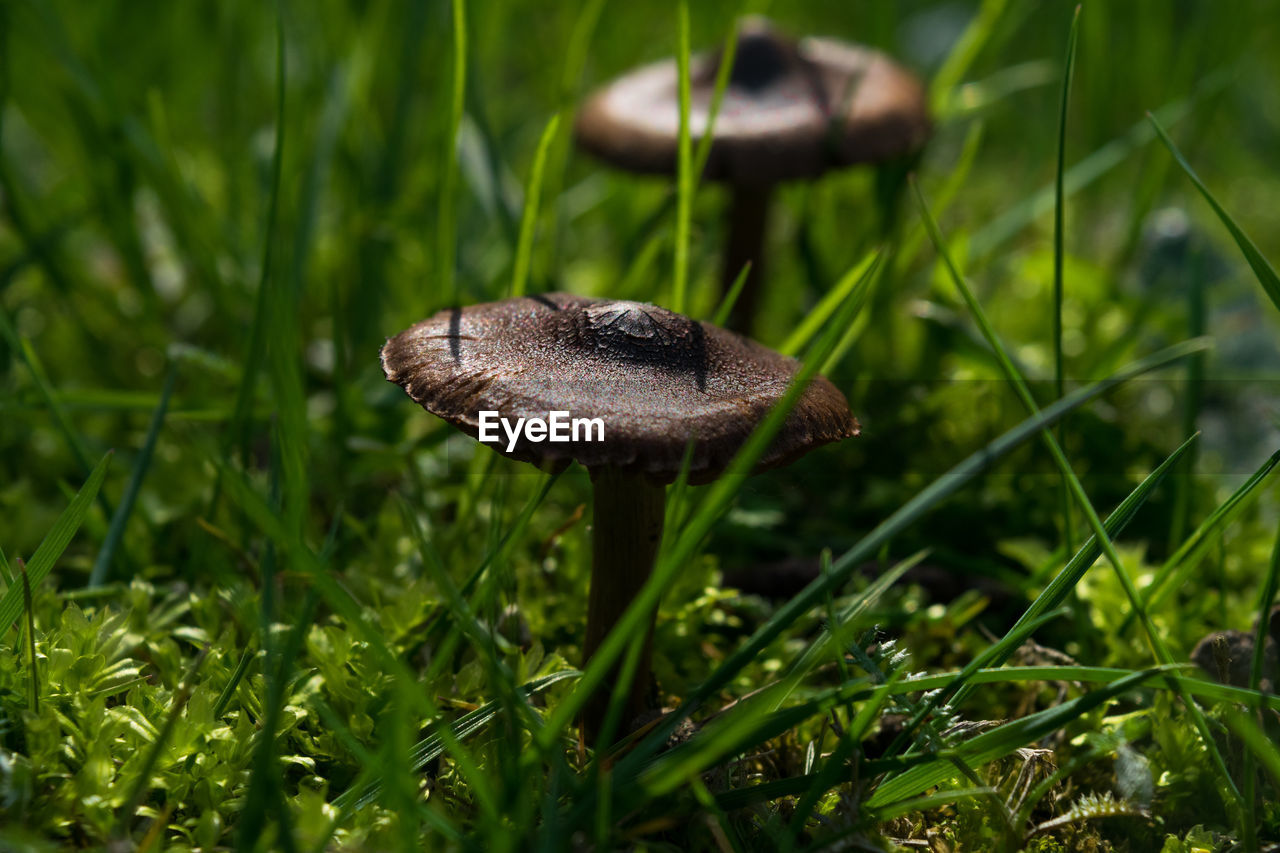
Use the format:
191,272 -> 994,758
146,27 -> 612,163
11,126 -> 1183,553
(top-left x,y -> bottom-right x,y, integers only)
0,451 -> 112,636
671,0 -> 692,313
778,249 -> 880,357
19,560 -> 37,712
612,341 -> 1207,779
970,74 -> 1228,260
914,179 -> 1245,821
89,363 -> 175,587
1242,520 -> 1280,837
438,0 -> 467,305
1139,447 -> 1280,615
953,433 -> 1197,709
709,261 -> 750,327
510,114 -> 561,297
868,667 -> 1169,808
1148,112 -> 1280,314
1052,7 -> 1080,554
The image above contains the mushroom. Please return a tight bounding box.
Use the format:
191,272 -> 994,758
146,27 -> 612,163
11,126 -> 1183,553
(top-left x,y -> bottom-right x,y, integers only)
574,16 -> 930,332
1190,629 -> 1279,691
381,293 -> 858,739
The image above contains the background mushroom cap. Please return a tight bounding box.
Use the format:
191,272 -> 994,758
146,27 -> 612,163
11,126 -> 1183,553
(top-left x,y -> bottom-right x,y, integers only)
1190,629 -> 1279,690
381,293 -> 858,483
574,17 -> 931,187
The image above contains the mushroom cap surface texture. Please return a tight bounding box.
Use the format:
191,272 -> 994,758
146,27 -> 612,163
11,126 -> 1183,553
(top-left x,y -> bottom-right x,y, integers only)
574,17 -> 930,187
381,293 -> 858,483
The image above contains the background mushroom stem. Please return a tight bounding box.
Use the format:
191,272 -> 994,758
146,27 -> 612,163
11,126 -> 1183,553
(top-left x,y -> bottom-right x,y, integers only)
724,184 -> 773,333
582,467 -> 666,741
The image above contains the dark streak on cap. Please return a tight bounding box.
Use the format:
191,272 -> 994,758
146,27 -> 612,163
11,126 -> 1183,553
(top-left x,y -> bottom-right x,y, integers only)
381,293 -> 858,483
574,17 -> 931,187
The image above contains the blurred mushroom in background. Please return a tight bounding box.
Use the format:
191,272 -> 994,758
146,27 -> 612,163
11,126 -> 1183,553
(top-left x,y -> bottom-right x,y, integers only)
575,16 -> 930,333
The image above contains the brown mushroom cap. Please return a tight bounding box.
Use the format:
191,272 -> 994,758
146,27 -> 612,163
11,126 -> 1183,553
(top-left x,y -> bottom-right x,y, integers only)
1190,629 -> 1279,690
574,17 -> 930,187
381,293 -> 858,483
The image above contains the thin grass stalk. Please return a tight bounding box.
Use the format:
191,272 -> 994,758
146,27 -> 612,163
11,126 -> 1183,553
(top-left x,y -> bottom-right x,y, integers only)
672,0 -> 693,313
1053,7 -> 1080,553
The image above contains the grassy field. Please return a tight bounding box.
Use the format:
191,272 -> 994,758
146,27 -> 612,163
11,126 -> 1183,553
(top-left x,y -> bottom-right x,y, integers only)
3,0 -> 1280,849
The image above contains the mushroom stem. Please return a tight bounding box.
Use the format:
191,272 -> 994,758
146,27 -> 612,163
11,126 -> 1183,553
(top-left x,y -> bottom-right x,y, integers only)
583,467 -> 666,742
724,183 -> 773,333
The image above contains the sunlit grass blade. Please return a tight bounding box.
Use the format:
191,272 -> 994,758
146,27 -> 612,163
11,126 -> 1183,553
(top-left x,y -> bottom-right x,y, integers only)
671,0 -> 692,313
510,114 -> 561,297
929,0 -> 1013,117
952,433 -> 1197,710
610,337 -> 1207,782
438,0 -> 467,305
309,698 -> 463,847
210,646 -> 254,720
1149,112 -> 1280,313
710,261 -> 750,326
873,788 -> 1000,822
0,451 -> 111,635
690,14 -> 740,184
536,0 -> 607,280
89,363 -> 175,587
778,248 -> 880,357
895,121 -> 984,282
1138,447 -> 1280,615
1250,521 -> 1280,695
